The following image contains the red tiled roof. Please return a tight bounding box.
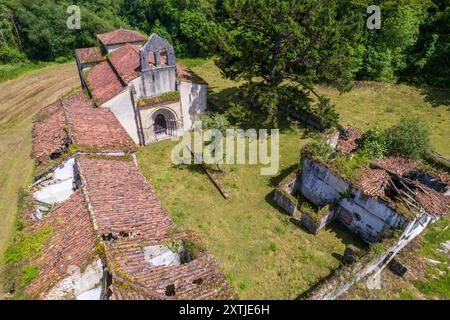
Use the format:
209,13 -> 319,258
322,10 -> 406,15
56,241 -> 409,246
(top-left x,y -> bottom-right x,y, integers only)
75,47 -> 104,64
376,157 -> 417,176
62,92 -> 135,152
77,156 -> 234,299
108,44 -> 141,83
24,191 -> 98,299
77,156 -> 173,237
414,182 -> 449,218
177,64 -> 207,85
97,28 -> 147,46
32,101 -> 69,163
336,127 -> 363,154
85,60 -> 125,105
356,167 -> 390,197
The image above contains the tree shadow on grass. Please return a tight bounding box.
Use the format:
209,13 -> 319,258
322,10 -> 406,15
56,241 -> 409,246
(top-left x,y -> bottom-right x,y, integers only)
171,163 -> 205,175
419,86 -> 450,108
268,163 -> 298,188
264,190 -> 292,216
323,221 -> 368,251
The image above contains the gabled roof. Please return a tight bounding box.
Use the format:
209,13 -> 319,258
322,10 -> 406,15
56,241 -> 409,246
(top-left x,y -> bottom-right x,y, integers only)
62,92 -> 135,152
75,47 -> 104,65
24,190 -> 98,299
85,60 -> 125,105
32,101 -> 69,163
97,28 -> 147,46
108,44 -> 141,83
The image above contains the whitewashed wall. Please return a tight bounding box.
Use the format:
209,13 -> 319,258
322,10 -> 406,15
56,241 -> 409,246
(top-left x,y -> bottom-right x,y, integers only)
101,90 -> 140,144
132,67 -> 177,98
180,81 -> 208,131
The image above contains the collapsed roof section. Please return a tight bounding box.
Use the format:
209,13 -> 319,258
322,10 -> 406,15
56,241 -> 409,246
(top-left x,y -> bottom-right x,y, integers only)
77,155 -> 235,299
24,190 -> 99,299
336,126 -> 363,154
318,127 -> 450,220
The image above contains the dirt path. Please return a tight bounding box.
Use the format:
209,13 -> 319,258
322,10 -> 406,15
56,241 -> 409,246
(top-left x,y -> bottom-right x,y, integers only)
0,63 -> 79,261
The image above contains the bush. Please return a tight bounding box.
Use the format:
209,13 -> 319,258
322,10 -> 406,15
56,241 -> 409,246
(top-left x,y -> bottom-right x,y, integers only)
361,128 -> 388,158
0,45 -> 27,64
385,116 -> 432,160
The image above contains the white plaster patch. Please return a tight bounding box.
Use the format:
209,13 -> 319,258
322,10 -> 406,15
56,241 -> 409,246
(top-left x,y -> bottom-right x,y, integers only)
76,287 -> 102,300
144,245 -> 181,267
46,259 -> 103,300
33,158 -> 76,205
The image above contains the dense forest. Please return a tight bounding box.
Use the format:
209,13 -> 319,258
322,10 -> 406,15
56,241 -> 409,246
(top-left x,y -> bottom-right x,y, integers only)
0,0 -> 448,88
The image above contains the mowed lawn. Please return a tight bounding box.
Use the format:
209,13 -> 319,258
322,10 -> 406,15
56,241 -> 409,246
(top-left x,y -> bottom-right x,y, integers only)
0,63 -> 79,267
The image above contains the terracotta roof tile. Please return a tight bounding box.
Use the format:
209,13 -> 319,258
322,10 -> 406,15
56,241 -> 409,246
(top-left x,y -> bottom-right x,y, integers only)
97,28 -> 146,46
75,47 -> 104,64
24,191 -> 98,299
108,44 -> 141,83
177,64 -> 207,85
376,157 -> 417,176
85,60 -> 125,105
77,156 -> 234,299
62,92 -> 135,152
32,101 -> 69,163
355,167 -> 390,197
336,126 -> 363,153
414,182 -> 449,217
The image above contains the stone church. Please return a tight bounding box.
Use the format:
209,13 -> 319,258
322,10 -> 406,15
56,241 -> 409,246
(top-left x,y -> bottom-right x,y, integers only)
75,28 -> 207,145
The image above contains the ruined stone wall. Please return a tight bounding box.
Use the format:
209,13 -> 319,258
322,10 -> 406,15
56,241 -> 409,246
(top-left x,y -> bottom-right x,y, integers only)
300,158 -> 407,242
300,209 -> 337,235
300,158 -> 349,206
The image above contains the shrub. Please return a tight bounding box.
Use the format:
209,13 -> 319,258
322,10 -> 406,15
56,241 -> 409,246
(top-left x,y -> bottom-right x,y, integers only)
302,142 -> 334,163
21,265 -> 39,286
385,116 -> 432,160
0,45 -> 27,64
361,128 -> 388,158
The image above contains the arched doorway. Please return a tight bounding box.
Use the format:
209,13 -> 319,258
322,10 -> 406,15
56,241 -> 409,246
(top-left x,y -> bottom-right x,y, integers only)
154,114 -> 167,135
143,108 -> 179,144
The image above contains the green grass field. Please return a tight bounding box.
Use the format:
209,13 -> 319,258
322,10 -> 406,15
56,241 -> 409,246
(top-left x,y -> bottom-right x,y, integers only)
136,59 -> 450,299
0,58 -> 448,299
137,132 -> 364,299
